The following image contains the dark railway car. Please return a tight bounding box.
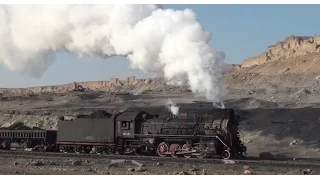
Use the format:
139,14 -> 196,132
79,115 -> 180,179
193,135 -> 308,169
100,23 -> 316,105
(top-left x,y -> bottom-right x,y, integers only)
115,105 -> 246,159
0,129 -> 57,151
56,113 -> 116,154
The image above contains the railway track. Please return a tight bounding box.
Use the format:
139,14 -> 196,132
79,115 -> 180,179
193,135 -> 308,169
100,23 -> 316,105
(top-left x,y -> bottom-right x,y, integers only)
1,150 -> 320,168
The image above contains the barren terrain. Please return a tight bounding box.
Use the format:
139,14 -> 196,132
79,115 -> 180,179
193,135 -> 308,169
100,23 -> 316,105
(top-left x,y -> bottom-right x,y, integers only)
2,35 -> 320,174
2,153 -> 319,175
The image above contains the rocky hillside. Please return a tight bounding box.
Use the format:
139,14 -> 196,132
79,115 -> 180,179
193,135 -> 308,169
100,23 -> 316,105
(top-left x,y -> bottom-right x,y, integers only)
239,35 -> 320,74
225,35 -> 320,89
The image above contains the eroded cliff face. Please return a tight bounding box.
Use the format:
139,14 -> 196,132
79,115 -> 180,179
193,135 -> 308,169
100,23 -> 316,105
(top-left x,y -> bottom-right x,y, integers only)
242,35 -> 320,68
0,76 -> 157,96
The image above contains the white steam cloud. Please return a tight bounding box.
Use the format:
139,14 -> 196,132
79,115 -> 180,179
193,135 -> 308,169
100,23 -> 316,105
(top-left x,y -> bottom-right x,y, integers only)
0,4 -> 227,103
166,99 -> 180,116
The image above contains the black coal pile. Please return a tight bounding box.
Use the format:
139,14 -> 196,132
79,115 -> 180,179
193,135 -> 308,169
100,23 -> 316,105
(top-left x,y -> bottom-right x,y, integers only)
76,110 -> 112,118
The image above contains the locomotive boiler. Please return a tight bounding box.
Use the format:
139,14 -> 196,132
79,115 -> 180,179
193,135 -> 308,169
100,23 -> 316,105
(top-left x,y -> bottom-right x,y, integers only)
117,105 -> 246,159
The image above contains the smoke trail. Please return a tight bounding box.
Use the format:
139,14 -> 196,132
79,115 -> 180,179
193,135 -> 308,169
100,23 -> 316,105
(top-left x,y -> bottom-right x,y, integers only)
0,4 -> 227,103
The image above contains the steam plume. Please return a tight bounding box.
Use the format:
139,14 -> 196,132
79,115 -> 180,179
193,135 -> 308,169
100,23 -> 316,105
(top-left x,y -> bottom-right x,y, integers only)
166,99 -> 179,116
0,5 -> 227,103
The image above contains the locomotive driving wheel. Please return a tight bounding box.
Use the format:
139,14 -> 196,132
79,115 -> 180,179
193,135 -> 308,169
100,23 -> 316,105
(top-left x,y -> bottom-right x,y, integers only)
156,142 -> 168,157
181,144 -> 192,158
169,144 -> 180,158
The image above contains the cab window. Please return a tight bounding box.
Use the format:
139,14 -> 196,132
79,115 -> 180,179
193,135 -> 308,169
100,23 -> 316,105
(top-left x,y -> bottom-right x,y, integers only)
121,121 -> 130,130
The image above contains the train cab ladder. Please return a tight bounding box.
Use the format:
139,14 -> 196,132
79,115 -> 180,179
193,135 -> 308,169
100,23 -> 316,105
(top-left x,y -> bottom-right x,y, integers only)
116,138 -> 123,150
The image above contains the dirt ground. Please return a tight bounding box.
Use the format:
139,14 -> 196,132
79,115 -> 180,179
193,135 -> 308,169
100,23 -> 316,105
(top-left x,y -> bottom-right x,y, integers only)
0,155 -> 319,175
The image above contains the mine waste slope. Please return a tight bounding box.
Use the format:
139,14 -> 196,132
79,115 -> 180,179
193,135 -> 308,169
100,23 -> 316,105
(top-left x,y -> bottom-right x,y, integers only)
1,35 -> 320,158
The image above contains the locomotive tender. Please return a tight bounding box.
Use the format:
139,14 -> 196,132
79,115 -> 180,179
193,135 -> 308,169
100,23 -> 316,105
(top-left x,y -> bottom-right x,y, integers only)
0,104 -> 246,159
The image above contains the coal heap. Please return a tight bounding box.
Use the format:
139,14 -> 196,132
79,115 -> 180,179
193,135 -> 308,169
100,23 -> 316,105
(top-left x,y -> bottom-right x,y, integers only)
76,110 -> 112,118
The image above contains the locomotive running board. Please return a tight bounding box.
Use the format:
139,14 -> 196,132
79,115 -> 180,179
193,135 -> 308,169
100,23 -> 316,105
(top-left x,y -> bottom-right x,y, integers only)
136,134 -> 223,138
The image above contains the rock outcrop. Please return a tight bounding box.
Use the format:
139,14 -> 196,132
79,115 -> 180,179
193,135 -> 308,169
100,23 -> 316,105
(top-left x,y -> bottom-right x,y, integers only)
0,76 -> 155,96
242,35 -> 320,68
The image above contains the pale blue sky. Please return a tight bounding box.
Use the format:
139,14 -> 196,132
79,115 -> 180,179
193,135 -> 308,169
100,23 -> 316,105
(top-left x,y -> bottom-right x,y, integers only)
1,4 -> 320,88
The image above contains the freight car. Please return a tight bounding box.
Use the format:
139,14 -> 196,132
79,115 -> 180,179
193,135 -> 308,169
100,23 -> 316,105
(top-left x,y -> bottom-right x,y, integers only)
55,105 -> 246,159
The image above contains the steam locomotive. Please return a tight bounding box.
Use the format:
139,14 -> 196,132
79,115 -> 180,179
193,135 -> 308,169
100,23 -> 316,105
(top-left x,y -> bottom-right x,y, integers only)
0,104 -> 246,159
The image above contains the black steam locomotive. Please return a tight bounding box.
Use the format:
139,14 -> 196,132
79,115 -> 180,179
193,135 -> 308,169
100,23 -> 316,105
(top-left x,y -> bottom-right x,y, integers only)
0,104 -> 246,159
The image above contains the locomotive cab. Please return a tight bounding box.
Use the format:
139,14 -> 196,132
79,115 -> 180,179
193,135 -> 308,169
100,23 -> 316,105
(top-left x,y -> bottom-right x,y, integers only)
115,112 -> 136,139
117,120 -> 134,138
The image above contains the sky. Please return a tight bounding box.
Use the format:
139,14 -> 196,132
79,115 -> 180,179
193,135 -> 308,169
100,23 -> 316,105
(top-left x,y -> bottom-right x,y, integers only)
1,4 -> 320,88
